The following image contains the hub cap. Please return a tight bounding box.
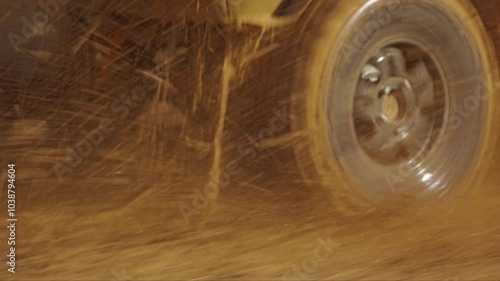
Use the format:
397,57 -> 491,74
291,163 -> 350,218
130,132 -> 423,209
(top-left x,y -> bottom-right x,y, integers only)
354,45 -> 444,165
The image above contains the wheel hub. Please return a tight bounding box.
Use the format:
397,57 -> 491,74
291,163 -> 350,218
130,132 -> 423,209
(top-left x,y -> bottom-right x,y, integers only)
353,46 -> 440,164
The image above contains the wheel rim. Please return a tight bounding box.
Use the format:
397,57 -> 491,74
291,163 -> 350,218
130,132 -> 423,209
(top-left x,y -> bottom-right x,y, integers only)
326,0 -> 490,202
353,43 -> 448,166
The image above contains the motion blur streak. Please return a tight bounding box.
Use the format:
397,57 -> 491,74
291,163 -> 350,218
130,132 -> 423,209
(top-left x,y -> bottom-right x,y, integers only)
0,0 -> 499,279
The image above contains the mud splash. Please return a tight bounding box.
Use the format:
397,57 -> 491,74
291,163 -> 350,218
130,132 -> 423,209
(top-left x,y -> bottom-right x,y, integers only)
0,0 -> 499,279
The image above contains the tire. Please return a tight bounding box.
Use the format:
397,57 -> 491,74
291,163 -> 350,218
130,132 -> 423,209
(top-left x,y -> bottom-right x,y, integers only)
292,0 -> 499,210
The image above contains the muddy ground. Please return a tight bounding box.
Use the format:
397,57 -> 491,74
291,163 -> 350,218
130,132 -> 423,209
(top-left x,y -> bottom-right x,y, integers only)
0,0 -> 500,280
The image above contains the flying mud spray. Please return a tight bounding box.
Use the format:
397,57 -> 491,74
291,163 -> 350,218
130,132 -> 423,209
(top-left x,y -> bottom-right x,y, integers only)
0,0 -> 500,279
